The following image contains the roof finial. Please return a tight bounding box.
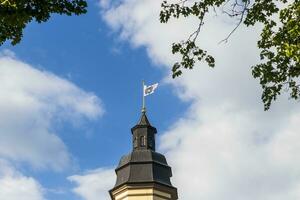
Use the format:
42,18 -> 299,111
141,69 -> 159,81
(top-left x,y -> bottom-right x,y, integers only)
142,80 -> 146,113
142,107 -> 146,114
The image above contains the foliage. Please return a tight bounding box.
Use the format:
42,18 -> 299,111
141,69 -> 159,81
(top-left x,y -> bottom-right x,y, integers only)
160,0 -> 300,110
0,0 -> 87,45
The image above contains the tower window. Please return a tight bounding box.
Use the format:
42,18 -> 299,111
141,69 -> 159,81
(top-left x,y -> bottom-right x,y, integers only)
134,137 -> 138,148
140,136 -> 146,147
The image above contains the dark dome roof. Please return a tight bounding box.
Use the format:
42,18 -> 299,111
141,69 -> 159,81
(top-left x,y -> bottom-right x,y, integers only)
114,150 -> 173,188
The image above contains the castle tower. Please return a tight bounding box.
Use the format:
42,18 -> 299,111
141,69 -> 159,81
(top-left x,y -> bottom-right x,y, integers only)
110,111 -> 178,200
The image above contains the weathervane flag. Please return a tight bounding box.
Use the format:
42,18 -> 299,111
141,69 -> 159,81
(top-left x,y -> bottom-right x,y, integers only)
142,81 -> 158,113
144,83 -> 158,96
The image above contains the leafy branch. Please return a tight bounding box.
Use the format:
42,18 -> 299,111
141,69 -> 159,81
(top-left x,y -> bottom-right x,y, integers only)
0,0 -> 87,45
160,0 -> 300,110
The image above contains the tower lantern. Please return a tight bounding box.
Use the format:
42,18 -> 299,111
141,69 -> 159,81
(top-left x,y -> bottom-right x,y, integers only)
131,112 -> 156,151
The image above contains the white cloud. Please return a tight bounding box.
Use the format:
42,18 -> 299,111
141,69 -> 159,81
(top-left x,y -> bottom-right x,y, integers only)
160,106 -> 300,200
99,1 -> 300,200
98,0 -> 111,9
0,160 -> 45,200
0,53 -> 104,171
68,168 -> 115,200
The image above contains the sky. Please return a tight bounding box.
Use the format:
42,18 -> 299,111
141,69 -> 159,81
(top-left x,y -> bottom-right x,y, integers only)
0,0 -> 300,200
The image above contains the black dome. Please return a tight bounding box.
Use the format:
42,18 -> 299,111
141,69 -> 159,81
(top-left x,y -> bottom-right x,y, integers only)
114,150 -> 173,187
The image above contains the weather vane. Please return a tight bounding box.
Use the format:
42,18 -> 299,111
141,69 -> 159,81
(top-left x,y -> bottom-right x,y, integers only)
142,80 -> 158,113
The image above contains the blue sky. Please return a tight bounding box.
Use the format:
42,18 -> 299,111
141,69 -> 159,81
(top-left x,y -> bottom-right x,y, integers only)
1,1 -> 300,200
0,1 -> 187,199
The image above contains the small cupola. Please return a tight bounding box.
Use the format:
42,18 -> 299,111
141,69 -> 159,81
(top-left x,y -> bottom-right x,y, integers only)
131,112 -> 157,151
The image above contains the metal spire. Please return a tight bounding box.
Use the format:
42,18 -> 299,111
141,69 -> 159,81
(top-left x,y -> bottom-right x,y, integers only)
142,80 -> 146,113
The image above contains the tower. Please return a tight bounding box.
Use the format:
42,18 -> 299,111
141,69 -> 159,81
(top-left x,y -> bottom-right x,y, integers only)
109,111 -> 178,200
